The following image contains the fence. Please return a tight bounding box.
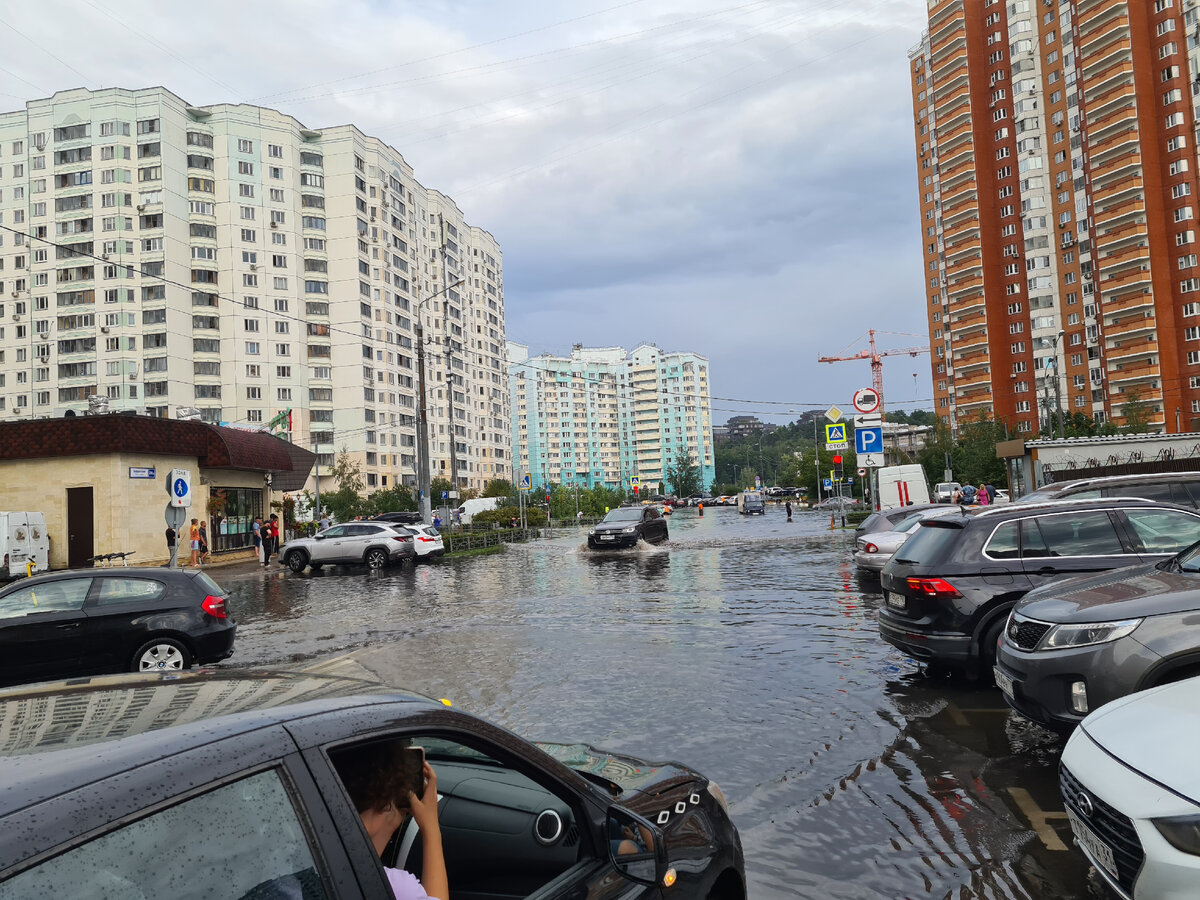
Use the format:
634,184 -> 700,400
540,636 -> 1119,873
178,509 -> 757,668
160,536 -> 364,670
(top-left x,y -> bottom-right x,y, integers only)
441,527 -> 542,553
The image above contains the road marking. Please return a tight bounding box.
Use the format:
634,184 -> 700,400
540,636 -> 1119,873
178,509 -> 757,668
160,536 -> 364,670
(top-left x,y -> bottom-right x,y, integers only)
1007,787 -> 1069,851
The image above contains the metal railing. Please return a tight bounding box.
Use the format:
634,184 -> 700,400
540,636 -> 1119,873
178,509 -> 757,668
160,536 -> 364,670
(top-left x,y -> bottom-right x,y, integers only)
441,527 -> 542,553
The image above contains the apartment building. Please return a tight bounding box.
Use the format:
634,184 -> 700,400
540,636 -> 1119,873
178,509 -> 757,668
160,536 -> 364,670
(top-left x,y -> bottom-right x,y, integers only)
507,342 -> 715,493
0,87 -> 508,494
911,0 -> 1200,435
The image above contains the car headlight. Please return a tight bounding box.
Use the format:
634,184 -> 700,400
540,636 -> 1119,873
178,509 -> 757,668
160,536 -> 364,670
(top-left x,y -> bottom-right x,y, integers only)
623,526 -> 637,533
1153,815 -> 1200,856
588,529 -> 596,535
705,780 -> 730,815
1042,618 -> 1142,649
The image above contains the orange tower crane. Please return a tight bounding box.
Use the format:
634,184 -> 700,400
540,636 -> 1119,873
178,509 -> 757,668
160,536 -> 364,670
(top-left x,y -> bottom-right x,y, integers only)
817,330 -> 930,417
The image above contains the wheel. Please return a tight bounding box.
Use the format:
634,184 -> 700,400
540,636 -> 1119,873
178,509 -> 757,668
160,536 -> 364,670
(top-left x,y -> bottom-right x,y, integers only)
286,551 -> 308,573
365,548 -> 389,569
978,618 -> 1006,680
132,638 -> 192,673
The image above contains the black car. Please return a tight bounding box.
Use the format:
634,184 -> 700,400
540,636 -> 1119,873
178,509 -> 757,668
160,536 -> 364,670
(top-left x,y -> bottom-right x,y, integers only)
0,567 -> 235,687
0,670 -> 745,899
587,505 -> 670,549
878,498 -> 1200,677
1015,471 -> 1200,507
372,511 -> 425,525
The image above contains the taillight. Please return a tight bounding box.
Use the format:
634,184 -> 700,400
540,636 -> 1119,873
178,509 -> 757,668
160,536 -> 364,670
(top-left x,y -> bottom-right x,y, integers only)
393,535 -> 412,542
201,594 -> 227,618
864,542 -> 879,554
905,577 -> 961,598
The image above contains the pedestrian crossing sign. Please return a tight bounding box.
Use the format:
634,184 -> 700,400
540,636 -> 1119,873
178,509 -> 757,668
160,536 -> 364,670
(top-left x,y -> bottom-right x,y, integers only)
825,423 -> 847,444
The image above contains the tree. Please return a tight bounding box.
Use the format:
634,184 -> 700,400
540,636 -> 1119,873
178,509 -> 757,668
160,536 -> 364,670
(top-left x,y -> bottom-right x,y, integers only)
483,479 -> 513,498
368,484 -> 417,514
1119,389 -> 1153,434
666,449 -> 702,498
429,477 -> 453,505
323,449 -> 370,522
331,449 -> 364,495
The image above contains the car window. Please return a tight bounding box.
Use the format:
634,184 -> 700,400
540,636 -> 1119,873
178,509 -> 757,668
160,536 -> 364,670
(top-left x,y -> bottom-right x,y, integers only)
1172,483 -> 1198,506
892,523 -> 962,566
1122,509 -> 1200,554
1107,483 -> 1175,503
0,578 -> 91,620
193,572 -> 226,596
0,769 -> 328,899
93,578 -> 165,607
321,525 -> 348,538
1027,511 -> 1124,557
603,508 -> 642,523
645,507 -> 660,520
983,521 -> 1020,559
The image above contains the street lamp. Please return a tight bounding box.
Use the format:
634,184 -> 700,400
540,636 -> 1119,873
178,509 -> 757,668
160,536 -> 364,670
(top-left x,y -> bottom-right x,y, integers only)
415,276 -> 465,524
1046,329 -> 1065,440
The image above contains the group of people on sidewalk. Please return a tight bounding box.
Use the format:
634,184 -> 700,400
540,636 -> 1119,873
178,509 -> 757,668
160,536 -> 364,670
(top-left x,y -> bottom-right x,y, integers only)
252,514 -> 281,567
165,513 -> 281,568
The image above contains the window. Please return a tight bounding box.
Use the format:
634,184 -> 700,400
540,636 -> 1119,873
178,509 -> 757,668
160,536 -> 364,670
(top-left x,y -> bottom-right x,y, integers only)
1021,512 -> 1124,558
0,771 -> 328,899
1122,509 -> 1200,554
0,577 -> 91,619
237,138 -> 254,153
268,144 -> 283,158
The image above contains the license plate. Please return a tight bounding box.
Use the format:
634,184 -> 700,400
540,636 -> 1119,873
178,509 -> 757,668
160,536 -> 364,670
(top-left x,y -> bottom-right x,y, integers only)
1067,808 -> 1118,880
600,534 -> 614,541
885,591 -> 906,611
994,668 -> 1015,697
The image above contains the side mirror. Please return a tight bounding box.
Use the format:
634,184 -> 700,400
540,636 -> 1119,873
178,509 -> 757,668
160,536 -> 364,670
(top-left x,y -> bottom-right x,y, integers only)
314,534 -> 325,540
607,805 -> 669,888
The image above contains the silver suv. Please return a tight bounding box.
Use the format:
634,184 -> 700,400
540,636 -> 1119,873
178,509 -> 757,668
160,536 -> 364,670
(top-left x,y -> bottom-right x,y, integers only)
282,523 -> 414,573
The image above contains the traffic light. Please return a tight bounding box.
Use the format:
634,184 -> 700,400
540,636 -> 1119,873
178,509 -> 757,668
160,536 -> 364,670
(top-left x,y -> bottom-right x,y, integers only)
832,454 -> 844,481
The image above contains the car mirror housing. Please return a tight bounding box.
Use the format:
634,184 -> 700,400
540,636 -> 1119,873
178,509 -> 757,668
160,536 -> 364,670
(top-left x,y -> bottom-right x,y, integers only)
607,805 -> 669,887
314,534 -> 325,540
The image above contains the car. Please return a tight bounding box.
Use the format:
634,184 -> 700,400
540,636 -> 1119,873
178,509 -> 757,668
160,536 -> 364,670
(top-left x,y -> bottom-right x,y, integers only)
995,530 -> 1200,731
283,522 -> 416,573
0,567 -> 234,687
933,482 -> 961,504
370,510 -> 425,525
587,505 -> 669,549
993,489 -> 1011,505
402,523 -> 445,560
1015,471 -> 1200,508
854,503 -> 946,540
1059,677 -> 1200,898
853,507 -> 962,573
878,498 -> 1200,677
0,670 -> 746,900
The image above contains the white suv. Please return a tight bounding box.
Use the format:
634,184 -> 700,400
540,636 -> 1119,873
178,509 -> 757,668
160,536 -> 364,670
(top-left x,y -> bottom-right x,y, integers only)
403,524 -> 445,561
1060,677 -> 1200,898
282,523 -> 414,573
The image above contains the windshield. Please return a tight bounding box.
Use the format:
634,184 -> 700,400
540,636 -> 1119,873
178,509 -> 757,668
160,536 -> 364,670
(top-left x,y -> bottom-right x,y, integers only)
602,507 -> 643,523
893,514 -> 926,533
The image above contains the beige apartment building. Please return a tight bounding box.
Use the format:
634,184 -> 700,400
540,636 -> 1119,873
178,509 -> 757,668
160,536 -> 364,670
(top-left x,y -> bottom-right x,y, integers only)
911,0 -> 1200,436
0,87 -> 509,494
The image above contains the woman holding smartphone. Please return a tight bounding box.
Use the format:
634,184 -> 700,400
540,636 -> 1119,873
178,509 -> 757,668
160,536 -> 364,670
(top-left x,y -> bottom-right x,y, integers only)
335,742 -> 448,900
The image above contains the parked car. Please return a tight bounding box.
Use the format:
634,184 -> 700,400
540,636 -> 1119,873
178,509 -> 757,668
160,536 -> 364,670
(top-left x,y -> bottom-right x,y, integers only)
815,496 -> 859,510
0,669 -> 746,899
737,491 -> 767,515
1060,677 -> 1200,898
0,568 -> 234,687
993,489 -> 1011,505
1016,471 -> 1200,508
370,510 -> 424,525
854,503 -> 945,540
283,522 -> 415,573
588,506 -> 669,549
853,507 -> 962,573
933,482 -> 961,504
402,523 -> 445,560
878,498 -> 1200,677
995,530 -> 1200,730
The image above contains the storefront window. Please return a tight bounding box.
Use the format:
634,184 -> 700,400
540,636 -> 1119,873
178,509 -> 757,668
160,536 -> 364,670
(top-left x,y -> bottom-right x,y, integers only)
209,487 -> 264,552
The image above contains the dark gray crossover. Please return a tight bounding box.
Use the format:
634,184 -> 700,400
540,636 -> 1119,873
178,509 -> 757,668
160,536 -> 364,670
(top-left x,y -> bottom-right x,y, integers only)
0,670 -> 744,899
995,535 -> 1200,730
587,505 -> 669,549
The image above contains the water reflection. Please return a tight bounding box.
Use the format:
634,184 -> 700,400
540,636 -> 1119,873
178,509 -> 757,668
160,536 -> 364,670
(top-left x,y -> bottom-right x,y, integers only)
218,508 -> 1094,898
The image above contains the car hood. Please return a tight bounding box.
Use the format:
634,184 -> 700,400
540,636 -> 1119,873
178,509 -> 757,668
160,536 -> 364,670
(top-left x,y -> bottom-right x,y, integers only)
1081,678 -> 1200,804
534,741 -> 698,798
1016,563 -> 1200,623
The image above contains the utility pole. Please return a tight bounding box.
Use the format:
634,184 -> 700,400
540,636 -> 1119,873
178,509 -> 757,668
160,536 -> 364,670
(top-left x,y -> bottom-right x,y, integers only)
813,418 -> 822,504
313,439 -> 321,524
416,313 -> 432,525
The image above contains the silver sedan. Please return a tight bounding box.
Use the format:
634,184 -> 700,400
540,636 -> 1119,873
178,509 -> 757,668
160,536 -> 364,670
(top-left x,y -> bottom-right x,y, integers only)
853,507 -> 962,572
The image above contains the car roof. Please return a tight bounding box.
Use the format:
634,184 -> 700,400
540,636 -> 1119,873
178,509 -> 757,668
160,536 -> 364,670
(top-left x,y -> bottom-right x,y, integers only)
0,670 -> 440,811
973,496 -> 1189,518
0,567 -> 200,596
1035,471 -> 1200,493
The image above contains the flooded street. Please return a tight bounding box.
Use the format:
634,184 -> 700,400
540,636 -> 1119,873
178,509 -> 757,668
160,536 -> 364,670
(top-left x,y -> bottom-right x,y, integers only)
217,509 -> 1105,899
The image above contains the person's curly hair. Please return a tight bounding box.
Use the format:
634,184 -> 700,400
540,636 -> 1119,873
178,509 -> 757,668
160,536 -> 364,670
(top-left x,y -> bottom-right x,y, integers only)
332,739 -> 423,814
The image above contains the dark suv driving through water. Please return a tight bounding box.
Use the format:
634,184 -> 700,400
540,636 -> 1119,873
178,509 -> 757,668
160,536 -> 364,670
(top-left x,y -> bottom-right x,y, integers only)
587,506 -> 669,549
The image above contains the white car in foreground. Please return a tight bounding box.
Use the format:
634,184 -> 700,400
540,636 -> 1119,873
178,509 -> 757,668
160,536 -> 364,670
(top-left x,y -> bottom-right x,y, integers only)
404,523 -> 445,560
1060,676 -> 1200,899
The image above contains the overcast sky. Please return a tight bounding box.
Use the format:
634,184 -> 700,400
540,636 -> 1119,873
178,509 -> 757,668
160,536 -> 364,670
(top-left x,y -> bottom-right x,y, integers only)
2,0 -> 932,424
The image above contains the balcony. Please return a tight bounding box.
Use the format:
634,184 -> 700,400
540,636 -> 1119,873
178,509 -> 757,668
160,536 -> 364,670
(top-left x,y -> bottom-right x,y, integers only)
1078,16 -> 1131,61
1091,151 -> 1141,187
1095,221 -> 1148,254
1101,266 -> 1152,293
1087,105 -> 1139,145
1081,38 -> 1133,81
1105,314 -> 1157,342
1089,128 -> 1140,164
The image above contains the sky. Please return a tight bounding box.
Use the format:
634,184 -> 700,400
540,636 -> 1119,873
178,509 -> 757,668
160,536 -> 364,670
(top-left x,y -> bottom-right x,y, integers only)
1,0 -> 933,424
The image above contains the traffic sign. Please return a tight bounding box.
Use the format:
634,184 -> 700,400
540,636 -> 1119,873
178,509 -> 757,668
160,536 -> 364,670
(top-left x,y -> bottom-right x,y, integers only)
167,468 -> 191,508
852,388 -> 881,414
825,423 -> 847,444
854,414 -> 882,428
519,474 -> 532,491
859,453 -> 885,468
857,467 -> 866,477
825,405 -> 844,423
441,491 -> 449,499
630,475 -> 641,487
854,426 -> 883,454
823,478 -> 833,490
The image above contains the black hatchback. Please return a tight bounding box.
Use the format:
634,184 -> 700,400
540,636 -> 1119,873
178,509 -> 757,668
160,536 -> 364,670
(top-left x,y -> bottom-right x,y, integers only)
877,498 -> 1200,677
0,567 -> 235,687
587,505 -> 670,549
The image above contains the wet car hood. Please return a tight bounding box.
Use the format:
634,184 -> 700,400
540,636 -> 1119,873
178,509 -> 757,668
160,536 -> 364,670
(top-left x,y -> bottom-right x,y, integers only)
534,741 -> 698,797
1081,678 -> 1200,804
1016,563 -> 1200,623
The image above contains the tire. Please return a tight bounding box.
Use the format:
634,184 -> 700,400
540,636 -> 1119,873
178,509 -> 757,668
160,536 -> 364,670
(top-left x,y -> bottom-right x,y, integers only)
978,618 -> 1006,680
365,547 -> 389,569
285,551 -> 308,574
132,638 -> 192,673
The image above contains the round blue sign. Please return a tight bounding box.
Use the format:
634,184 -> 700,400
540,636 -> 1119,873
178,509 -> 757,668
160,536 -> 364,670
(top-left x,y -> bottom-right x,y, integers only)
173,478 -> 188,497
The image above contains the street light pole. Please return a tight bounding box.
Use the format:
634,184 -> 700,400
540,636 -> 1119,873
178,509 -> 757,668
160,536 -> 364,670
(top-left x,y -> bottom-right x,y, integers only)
415,276 -> 464,525
1052,329 -> 1065,440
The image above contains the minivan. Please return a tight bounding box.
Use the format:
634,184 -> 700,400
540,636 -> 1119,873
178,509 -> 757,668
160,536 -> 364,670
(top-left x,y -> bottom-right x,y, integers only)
877,498 -> 1200,677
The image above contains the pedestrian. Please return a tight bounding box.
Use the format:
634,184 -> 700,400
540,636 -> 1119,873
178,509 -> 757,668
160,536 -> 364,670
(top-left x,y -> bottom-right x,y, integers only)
510,516 -> 518,528
785,500 -> 793,521
318,511 -> 330,531
976,483 -> 990,506
698,501 -> 704,517
165,525 -> 176,567
262,514 -> 279,567
984,483 -> 997,504
252,516 -> 263,562
433,513 -> 442,529
189,518 -> 200,567
198,521 -> 211,564
952,488 -> 964,505
576,510 -> 584,526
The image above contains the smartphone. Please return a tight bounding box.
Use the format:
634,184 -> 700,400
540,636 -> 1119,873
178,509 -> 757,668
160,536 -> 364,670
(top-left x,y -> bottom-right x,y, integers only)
399,746 -> 426,804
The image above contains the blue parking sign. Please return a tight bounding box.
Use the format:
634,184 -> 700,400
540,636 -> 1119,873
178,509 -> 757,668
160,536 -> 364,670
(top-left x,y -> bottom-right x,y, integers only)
823,478 -> 833,489
854,426 -> 883,454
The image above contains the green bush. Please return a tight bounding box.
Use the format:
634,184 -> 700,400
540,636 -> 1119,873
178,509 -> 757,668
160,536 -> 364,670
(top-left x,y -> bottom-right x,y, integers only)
473,505 -> 546,527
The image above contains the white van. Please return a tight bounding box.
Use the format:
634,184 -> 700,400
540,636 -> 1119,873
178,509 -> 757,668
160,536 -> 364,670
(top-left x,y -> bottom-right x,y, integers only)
456,497 -> 504,525
0,512 -> 49,579
875,466 -> 930,510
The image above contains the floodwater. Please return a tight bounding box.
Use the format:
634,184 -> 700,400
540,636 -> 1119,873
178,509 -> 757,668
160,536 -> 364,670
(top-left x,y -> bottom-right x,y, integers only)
217,509 -> 1108,899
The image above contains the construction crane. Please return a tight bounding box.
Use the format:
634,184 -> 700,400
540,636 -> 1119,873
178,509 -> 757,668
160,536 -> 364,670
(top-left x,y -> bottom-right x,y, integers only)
818,329 -> 930,414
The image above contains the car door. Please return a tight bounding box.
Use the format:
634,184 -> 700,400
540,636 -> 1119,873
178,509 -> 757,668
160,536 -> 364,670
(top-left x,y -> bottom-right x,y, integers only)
1020,510 -> 1132,592
81,576 -> 170,675
642,507 -> 663,542
311,525 -> 350,563
340,524 -> 377,563
0,576 -> 92,685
